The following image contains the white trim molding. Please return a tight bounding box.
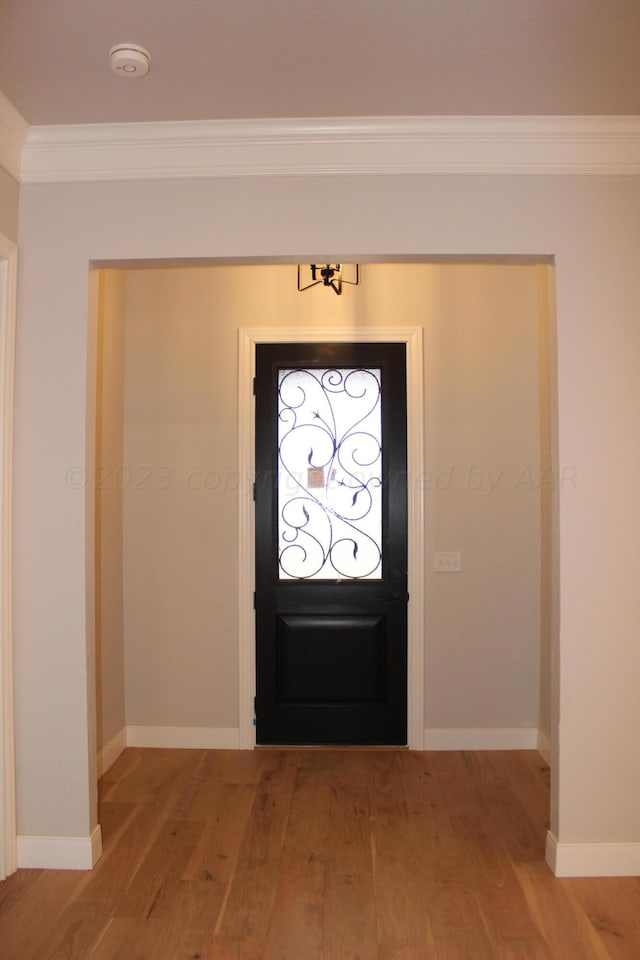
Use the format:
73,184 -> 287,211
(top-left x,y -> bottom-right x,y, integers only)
0,91 -> 28,182
0,235 -> 16,881
546,831 -> 640,878
97,726 -> 242,778
238,326 -> 425,751
424,727 -> 539,751
17,826 -> 102,870
20,115 -> 640,183
537,729 -> 551,765
126,725 -> 240,750
96,727 -> 127,777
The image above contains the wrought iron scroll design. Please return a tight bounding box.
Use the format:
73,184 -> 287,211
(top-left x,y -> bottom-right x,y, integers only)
278,368 -> 382,580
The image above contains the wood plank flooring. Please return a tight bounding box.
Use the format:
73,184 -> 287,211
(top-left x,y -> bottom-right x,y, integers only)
1,748 -> 639,959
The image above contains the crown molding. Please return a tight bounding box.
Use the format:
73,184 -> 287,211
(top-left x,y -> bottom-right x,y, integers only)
0,92 -> 29,182
19,115 -> 640,183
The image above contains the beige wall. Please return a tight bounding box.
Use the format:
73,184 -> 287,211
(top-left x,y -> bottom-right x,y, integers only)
0,166 -> 19,242
12,172 -> 640,854
95,271 -> 126,751
122,267 -> 240,727
115,262 -> 544,733
421,263 -> 542,729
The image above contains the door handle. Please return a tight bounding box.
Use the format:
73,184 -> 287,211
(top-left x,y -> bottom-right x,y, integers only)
379,591 -> 409,602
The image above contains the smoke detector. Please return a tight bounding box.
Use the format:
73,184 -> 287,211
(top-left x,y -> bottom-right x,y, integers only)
109,44 -> 150,78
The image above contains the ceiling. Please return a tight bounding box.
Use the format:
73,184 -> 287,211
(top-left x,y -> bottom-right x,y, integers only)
1,0 -> 640,126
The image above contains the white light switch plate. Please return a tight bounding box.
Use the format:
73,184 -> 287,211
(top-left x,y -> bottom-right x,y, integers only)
434,551 -> 462,572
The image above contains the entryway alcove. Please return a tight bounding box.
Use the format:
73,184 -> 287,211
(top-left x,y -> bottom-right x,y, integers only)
93,259 -> 554,806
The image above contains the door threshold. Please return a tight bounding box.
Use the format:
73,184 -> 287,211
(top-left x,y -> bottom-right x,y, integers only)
254,744 -> 409,751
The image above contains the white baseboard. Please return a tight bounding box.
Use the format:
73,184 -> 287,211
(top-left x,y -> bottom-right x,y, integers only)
423,727 -> 539,751
537,730 -> 551,765
114,725 -> 537,754
17,825 -> 102,870
126,725 -> 240,750
546,831 -> 640,877
97,726 -> 127,777
96,725 -> 241,777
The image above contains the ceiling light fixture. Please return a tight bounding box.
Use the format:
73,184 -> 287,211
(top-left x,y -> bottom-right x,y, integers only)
109,43 -> 151,78
297,264 -> 360,296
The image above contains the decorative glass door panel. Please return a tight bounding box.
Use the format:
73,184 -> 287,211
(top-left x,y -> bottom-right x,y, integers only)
278,368 -> 382,580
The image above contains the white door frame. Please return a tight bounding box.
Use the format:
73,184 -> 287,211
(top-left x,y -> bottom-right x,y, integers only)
0,234 -> 17,879
238,326 -> 424,749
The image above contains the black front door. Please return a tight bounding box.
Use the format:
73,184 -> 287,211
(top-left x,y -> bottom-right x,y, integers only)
254,342 -> 407,745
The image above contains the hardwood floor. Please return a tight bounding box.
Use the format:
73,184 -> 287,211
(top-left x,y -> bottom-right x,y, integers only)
1,747 -> 639,959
